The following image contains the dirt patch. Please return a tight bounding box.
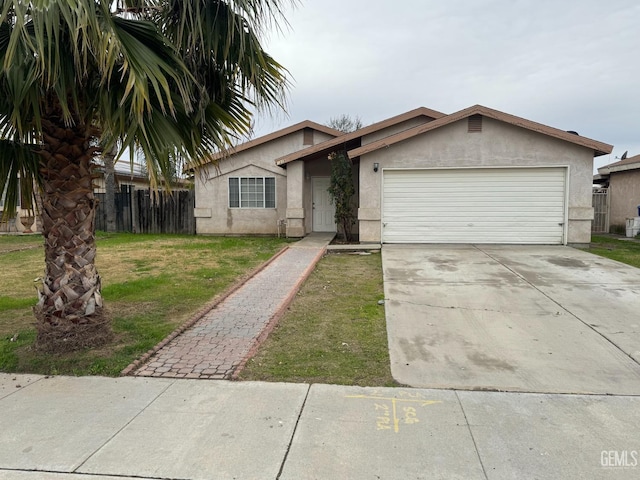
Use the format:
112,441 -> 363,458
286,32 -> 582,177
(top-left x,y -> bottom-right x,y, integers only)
34,309 -> 113,353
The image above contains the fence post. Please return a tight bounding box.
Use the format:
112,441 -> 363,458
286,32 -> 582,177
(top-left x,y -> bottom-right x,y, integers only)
130,186 -> 138,233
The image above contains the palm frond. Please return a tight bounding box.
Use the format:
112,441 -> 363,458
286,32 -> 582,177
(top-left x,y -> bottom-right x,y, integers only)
1,0 -> 292,193
0,138 -> 40,219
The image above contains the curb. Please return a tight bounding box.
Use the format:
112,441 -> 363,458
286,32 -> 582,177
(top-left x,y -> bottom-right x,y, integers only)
231,245 -> 328,380
120,245 -> 291,377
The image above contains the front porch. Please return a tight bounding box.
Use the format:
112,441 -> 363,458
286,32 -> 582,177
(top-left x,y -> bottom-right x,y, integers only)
284,156 -> 359,238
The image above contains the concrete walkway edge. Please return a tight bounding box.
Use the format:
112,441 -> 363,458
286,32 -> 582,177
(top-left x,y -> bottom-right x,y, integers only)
129,233 -> 334,379
120,245 -> 292,376
231,245 -> 327,379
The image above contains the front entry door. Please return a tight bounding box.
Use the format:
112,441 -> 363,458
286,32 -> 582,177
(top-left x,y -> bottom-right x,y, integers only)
312,177 -> 336,232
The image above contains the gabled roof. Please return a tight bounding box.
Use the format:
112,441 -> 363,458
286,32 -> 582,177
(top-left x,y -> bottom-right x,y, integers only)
347,105 -> 613,159
275,107 -> 445,166
598,154 -> 640,174
192,120 -> 343,169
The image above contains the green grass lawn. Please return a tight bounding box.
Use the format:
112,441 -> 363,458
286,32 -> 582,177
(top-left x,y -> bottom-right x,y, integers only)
0,233 -> 290,376
0,233 -> 43,253
239,251 -> 397,387
588,235 -> 640,268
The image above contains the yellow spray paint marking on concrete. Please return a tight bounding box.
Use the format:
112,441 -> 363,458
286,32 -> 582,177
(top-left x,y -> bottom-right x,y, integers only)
346,390 -> 442,433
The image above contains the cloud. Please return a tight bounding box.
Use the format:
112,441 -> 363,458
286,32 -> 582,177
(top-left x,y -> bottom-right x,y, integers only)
255,0 -> 640,167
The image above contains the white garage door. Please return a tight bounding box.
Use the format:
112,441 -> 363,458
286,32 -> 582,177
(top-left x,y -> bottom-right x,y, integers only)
382,167 -> 566,244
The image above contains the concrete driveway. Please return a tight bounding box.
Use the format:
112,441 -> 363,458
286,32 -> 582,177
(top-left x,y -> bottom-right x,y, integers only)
382,245 -> 640,394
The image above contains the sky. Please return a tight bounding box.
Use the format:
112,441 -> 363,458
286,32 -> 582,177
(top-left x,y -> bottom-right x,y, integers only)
251,0 -> 639,172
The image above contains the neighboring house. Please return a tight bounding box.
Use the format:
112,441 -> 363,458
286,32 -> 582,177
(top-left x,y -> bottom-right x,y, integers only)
1,160 -> 190,234
594,154 -> 640,232
93,170 -> 152,194
0,179 -> 40,233
193,104 -> 613,245
93,158 -> 191,193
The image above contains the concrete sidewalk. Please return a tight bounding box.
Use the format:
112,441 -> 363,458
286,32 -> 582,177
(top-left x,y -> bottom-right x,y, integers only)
132,233 -> 333,379
1,373 -> 639,479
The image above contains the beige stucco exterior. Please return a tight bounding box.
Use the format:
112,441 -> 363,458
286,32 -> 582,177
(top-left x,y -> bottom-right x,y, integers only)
192,106 -> 609,244
0,178 -> 41,233
194,129 -> 335,236
0,205 -> 41,233
607,170 -> 640,230
282,117 -> 428,237
357,117 -> 596,244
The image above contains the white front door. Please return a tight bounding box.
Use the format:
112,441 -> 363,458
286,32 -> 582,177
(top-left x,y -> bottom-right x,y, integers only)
312,177 -> 336,232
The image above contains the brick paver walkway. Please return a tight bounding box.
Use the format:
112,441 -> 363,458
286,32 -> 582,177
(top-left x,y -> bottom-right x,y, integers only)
134,237 -> 331,379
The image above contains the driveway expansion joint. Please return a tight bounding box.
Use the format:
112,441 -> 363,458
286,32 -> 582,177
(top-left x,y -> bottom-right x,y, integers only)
455,390 -> 490,480
475,245 -> 640,368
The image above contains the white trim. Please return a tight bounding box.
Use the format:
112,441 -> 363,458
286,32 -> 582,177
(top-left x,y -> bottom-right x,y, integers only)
228,176 -> 277,209
381,165 -> 570,172
381,166 -> 569,244
562,165 -> 570,245
208,163 -> 286,180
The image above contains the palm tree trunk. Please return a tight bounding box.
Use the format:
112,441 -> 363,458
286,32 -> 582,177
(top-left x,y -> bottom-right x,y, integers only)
102,144 -> 118,233
34,111 -> 112,352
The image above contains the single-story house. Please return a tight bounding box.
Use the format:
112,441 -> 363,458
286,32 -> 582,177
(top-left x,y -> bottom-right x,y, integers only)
0,196 -> 38,233
0,177 -> 41,233
594,154 -> 640,231
193,105 -> 612,245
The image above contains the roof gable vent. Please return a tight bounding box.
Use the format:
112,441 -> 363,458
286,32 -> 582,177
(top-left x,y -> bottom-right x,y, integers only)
303,128 -> 314,145
468,114 -> 483,132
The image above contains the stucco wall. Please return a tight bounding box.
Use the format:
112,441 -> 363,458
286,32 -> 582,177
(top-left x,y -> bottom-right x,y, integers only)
358,117 -> 595,244
195,129 -> 337,235
195,133 -> 297,234
0,206 -> 41,233
608,170 -> 640,229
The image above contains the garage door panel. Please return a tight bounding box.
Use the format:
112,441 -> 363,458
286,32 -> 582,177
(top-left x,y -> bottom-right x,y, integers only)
386,204 -> 564,212
384,187 -> 566,196
382,168 -> 566,244
384,229 -> 563,243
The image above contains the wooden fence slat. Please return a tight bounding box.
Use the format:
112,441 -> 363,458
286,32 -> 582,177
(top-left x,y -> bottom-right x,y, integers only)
96,187 -> 194,234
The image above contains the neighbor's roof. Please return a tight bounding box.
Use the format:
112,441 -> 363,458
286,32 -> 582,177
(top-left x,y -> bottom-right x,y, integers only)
347,105 -> 613,159
598,154 -> 640,174
275,107 -> 445,166
190,120 -> 342,170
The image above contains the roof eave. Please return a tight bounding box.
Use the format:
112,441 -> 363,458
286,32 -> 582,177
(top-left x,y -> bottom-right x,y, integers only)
348,105 -> 613,159
599,162 -> 640,175
188,120 -> 343,172
275,107 -> 446,166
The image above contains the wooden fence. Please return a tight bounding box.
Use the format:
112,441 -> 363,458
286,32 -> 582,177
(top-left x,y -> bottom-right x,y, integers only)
592,188 -> 609,233
96,186 -> 195,234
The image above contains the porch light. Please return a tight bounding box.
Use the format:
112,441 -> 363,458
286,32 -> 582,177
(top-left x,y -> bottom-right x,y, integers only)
373,163 -> 379,172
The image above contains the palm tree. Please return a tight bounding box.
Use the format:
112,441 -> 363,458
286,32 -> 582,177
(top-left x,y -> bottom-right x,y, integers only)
0,0 -> 292,352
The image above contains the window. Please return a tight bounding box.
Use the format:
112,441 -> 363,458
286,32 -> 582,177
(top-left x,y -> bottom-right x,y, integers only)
229,177 -> 276,208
